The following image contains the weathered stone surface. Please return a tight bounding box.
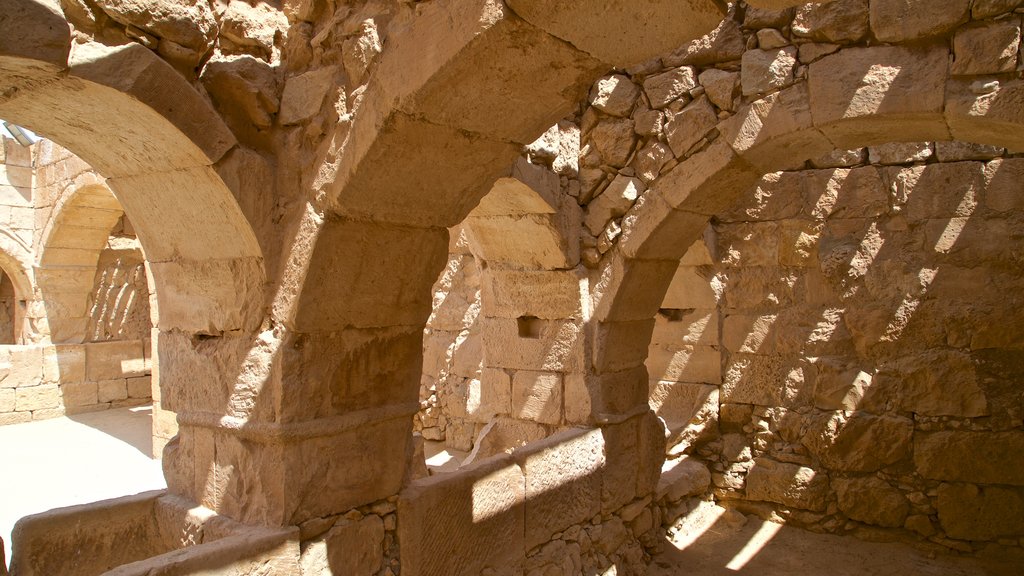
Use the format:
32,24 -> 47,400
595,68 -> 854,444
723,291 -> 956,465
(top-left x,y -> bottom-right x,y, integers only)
699,68 -> 739,111
517,428 -> 604,548
657,456 -> 711,501
220,1 -> 287,54
833,476 -> 909,528
643,67 -> 698,109
664,95 -> 718,157
895,350 -> 989,417
746,458 -> 829,511
937,483 -> 1024,541
585,175 -> 643,235
808,45 -> 949,146
278,67 -> 336,126
663,17 -> 746,67
590,74 -> 640,117
399,456 -> 525,576
870,0 -> 970,43
916,431 -> 1024,485
506,0 -> 726,68
951,19 -> 1021,76
301,515 -> 384,576
741,47 -> 797,96
867,142 -> 932,165
803,412 -> 913,472
479,269 -> 581,319
512,370 -> 562,425
792,0 -> 869,43
973,0 -> 1024,18
93,0 -> 217,52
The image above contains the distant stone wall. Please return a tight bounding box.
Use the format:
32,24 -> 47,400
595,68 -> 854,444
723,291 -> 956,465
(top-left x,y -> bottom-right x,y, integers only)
0,340 -> 152,424
652,143 -> 1024,550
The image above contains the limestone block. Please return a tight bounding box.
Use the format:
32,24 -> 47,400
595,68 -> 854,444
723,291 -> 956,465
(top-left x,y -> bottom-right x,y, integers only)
803,411 -> 913,472
0,388 -> 14,412
717,222 -> 779,267
984,158 -> 1024,212
654,140 -> 761,215
300,515 -> 384,576
810,357 -> 880,412
895,350 -> 988,418
937,483 -> 1024,541
662,266 -> 718,310
274,327 -> 424,421
722,353 -> 808,407
93,0 -> 217,52
699,68 -> 740,111
870,0 -> 970,43
664,95 -> 718,157
0,0 -> 71,66
615,190 -> 712,262
61,380 -> 98,407
651,309 -> 719,347
746,458 -> 829,511
98,379 -> 128,403
42,344 -> 83,385
592,318 -> 656,375
833,476 -> 909,528
657,457 -> 711,502
53,42 -> 237,176
477,271 -> 578,322
329,109 -> 520,227
649,381 -> 717,433
86,339 -> 145,381
951,19 -> 1021,76
973,0 -> 1024,19
894,162 -> 984,220
505,0 -> 725,68
482,317 -> 583,372
741,47 -> 797,96
127,376 -> 152,399
792,0 -> 869,43
278,66 -> 336,126
6,346 -> 42,387
220,1 -> 287,54
808,45 -> 950,148
15,385 -> 60,411
399,455 -> 525,576
517,428 -> 604,548
590,74 -> 640,117
663,17 -> 746,67
590,117 -> 637,167
632,140 -> 672,182
602,412 -> 665,512
937,141 -> 1004,163
0,412 -> 30,425
467,212 -> 577,270
374,0 -> 605,145
805,166 -> 887,218
292,221 -> 447,330
201,55 -> 280,133
644,67 -> 698,109
584,175 -> 643,235
867,141 -> 932,165
915,431 -> 1024,485
946,78 -> 1024,153
647,345 -> 721,385
512,370 -> 563,425
463,417 -> 548,465
464,369 -> 512,423
563,373 -> 593,424
586,367 -> 651,421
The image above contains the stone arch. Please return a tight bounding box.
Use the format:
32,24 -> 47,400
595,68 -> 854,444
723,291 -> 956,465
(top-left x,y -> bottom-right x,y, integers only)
591,42 -> 1024,423
36,181 -> 126,343
1,1 -> 264,341
0,227 -> 36,344
269,0 -> 730,526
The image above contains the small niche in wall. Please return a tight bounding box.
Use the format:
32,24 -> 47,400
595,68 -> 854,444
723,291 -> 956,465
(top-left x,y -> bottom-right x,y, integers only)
517,316 -> 543,339
658,309 -> 687,322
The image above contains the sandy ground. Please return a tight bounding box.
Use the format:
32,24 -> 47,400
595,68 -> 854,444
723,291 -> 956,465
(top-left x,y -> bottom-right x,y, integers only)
650,502 -> 1024,576
0,406 -> 166,563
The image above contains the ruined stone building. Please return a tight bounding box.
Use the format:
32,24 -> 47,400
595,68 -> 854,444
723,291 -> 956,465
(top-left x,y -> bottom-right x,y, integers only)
0,0 -> 1022,574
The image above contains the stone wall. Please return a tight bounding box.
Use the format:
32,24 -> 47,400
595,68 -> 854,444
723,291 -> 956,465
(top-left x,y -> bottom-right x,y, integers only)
0,340 -> 152,425
652,144 -> 1024,550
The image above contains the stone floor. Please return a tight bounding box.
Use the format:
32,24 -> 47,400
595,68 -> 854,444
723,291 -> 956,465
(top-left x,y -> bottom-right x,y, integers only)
650,502 -> 1024,576
0,406 -> 166,563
